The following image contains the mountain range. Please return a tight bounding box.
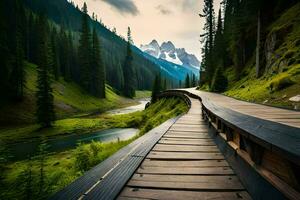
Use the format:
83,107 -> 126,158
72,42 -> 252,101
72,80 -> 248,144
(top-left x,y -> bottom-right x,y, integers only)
140,40 -> 200,69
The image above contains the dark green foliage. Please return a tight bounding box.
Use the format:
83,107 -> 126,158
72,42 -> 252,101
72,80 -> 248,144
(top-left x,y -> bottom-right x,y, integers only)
91,28 -> 106,98
0,142 -> 9,189
123,27 -> 136,98
199,0 -> 215,85
36,15 -> 55,128
269,76 -> 295,92
50,27 -> 60,80
185,74 -> 191,88
211,67 -> 228,92
191,74 -> 197,87
77,4 -> 106,97
0,0 -> 26,101
12,141 -> 59,200
10,32 -> 25,101
199,0 -> 298,91
16,158 -> 34,200
151,73 -> 162,103
78,3 -> 92,91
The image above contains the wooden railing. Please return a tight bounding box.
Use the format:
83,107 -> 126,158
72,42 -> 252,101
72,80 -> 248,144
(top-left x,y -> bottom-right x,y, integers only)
160,89 -> 300,200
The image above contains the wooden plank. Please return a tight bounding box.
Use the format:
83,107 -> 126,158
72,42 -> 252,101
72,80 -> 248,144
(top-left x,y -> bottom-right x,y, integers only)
169,126 -> 208,132
153,144 -> 219,152
147,151 -> 224,160
160,138 -> 213,142
166,130 -> 209,135
163,134 -> 210,139
175,120 -> 206,125
119,188 -> 252,200
136,166 -> 234,175
159,139 -> 215,146
171,124 -> 207,129
141,159 -> 229,167
131,174 -> 240,184
128,174 -> 242,189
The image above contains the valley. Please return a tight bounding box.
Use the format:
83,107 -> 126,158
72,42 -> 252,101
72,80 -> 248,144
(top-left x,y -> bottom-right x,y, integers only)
0,0 -> 299,199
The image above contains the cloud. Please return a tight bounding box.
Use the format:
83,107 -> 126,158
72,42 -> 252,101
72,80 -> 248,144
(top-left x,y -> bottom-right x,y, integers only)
182,0 -> 198,11
100,0 -> 139,16
156,5 -> 172,15
171,0 -> 199,12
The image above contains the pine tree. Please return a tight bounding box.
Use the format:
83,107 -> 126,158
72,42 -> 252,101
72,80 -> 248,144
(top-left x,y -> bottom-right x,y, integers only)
123,27 -> 136,98
50,27 -> 60,80
199,0 -> 215,85
213,9 -> 225,67
9,0 -> 26,101
78,2 -> 92,91
0,1 -> 11,101
211,67 -> 228,92
91,28 -> 106,98
162,78 -> 167,90
151,73 -> 162,103
192,74 -> 197,87
36,15 -> 55,128
10,32 -> 25,101
185,74 -> 191,88
115,62 -> 124,92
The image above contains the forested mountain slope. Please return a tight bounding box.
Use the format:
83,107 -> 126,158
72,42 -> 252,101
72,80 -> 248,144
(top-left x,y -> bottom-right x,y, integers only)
225,2 -> 300,108
0,62 -> 133,126
23,0 -> 195,89
200,0 -> 300,109
0,0 -> 197,125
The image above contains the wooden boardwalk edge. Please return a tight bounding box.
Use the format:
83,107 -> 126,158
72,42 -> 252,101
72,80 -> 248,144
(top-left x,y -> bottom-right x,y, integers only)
50,116 -> 179,200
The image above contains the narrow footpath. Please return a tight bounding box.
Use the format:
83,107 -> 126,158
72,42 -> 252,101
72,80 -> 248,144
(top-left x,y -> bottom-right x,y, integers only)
117,98 -> 251,200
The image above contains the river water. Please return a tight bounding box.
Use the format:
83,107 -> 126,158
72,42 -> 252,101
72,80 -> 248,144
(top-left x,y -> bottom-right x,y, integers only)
106,98 -> 150,115
9,128 -> 139,161
8,99 -> 149,161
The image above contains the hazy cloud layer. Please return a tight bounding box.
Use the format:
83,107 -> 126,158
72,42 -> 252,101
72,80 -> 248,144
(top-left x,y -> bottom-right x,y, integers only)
156,5 -> 172,15
100,0 -> 139,15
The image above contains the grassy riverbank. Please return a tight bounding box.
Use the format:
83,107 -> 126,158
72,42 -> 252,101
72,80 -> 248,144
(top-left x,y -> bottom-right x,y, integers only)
0,97 -> 188,200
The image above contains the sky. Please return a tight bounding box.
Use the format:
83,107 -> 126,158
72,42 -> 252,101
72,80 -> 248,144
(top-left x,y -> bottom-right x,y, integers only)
72,0 -> 221,60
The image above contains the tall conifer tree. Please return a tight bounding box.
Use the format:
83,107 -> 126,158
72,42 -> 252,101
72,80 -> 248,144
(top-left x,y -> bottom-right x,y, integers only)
151,73 -> 162,103
123,27 -> 136,98
185,74 -> 191,88
91,28 -> 106,98
79,2 -> 92,90
36,15 -> 55,127
200,0 -> 215,85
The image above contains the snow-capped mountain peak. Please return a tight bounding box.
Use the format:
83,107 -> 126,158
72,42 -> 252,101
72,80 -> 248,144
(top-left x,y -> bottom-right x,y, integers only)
140,40 -> 200,68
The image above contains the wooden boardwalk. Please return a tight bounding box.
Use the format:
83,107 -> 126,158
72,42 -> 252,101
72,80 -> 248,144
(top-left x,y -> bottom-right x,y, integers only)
118,98 -> 251,200
185,89 -> 300,128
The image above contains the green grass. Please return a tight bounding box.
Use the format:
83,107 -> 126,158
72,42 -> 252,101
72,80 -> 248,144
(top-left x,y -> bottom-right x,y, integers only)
1,139 -> 135,200
0,97 -> 187,143
266,3 -> 300,74
134,90 -> 152,99
220,3 -> 300,109
0,97 -> 188,200
224,64 -> 300,108
0,62 -> 137,126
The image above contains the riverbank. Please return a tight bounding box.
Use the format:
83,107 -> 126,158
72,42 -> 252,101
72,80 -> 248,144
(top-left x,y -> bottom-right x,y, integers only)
0,97 -> 150,144
0,97 -> 188,200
